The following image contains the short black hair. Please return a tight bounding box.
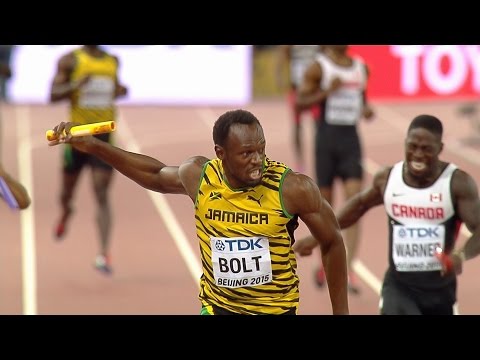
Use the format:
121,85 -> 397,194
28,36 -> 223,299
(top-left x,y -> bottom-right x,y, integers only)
213,109 -> 261,146
408,114 -> 443,138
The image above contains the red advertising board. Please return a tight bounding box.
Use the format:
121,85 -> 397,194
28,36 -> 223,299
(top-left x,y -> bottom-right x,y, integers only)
349,45 -> 480,102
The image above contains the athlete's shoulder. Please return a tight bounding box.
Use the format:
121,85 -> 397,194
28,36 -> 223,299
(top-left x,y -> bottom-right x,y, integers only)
265,157 -> 288,169
445,161 -> 458,171
282,171 -> 321,215
373,164 -> 394,190
351,54 -> 366,63
179,156 -> 211,193
283,167 -> 312,182
450,166 -> 479,204
376,163 -> 395,179
182,155 -> 210,169
105,51 -> 120,64
57,50 -> 77,70
282,170 -> 317,196
57,46 -> 81,59
451,165 -> 474,186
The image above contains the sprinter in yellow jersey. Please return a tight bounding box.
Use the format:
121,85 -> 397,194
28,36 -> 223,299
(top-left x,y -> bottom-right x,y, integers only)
47,109 -> 349,314
49,45 -> 128,275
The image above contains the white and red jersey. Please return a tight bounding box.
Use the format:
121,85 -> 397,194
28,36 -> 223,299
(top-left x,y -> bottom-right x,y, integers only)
383,161 -> 462,288
316,53 -> 368,126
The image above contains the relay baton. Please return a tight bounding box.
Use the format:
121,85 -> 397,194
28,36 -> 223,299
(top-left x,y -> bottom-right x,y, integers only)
46,121 -> 116,142
0,176 -> 19,210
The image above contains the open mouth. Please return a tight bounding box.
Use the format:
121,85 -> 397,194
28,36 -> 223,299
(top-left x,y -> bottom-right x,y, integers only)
249,168 -> 262,181
410,161 -> 426,171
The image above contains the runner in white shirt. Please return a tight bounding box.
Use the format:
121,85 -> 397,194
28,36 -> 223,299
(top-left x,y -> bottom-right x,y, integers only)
294,114 -> 480,314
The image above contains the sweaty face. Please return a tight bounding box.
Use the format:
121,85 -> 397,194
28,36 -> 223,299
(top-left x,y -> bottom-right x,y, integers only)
218,123 -> 266,189
404,128 -> 442,179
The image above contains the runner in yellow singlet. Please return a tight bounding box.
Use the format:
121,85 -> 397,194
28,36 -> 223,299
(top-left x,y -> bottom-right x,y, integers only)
49,45 -> 128,275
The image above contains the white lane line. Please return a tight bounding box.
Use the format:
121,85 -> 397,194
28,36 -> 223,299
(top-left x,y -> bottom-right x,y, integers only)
16,105 -> 37,315
353,158 -> 384,295
351,260 -> 382,294
115,113 -> 203,287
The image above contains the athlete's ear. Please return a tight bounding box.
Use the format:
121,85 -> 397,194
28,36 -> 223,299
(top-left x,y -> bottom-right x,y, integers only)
215,144 -> 225,160
439,141 -> 444,154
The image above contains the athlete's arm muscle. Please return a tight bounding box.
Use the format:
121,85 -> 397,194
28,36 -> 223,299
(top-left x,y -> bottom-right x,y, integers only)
452,170 -> 480,261
336,167 -> 390,229
50,53 -> 75,102
112,55 -> 128,98
48,122 -> 208,197
296,61 -> 322,110
283,171 -> 349,314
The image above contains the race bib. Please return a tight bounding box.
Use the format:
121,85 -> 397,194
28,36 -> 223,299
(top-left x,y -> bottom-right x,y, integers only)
78,76 -> 115,108
211,236 -> 272,288
325,88 -> 362,125
392,224 -> 445,272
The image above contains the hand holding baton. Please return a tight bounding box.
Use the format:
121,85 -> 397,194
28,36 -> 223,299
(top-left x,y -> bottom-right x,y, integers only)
435,246 -> 465,275
46,121 -> 116,142
435,247 -> 453,274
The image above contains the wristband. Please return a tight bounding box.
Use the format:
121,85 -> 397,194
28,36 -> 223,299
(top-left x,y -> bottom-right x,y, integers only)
455,249 -> 466,263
